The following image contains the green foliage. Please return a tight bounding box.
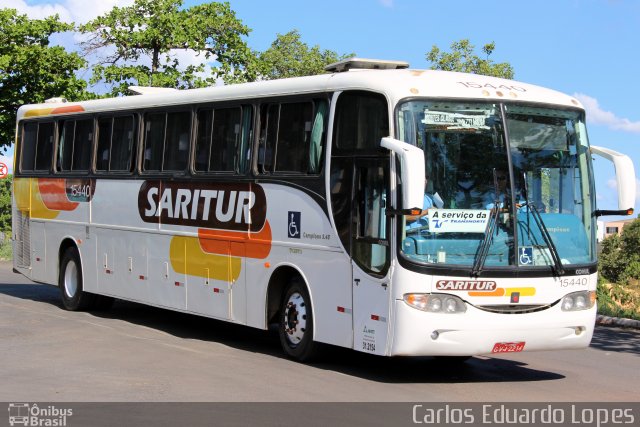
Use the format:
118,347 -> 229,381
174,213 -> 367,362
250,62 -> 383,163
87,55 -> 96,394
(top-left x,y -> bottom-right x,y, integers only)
597,281 -> 640,321
80,0 -> 255,95
0,174 -> 11,260
256,30 -> 352,80
0,8 -> 89,150
599,218 -> 640,284
598,218 -> 640,320
0,174 -> 11,233
426,39 -> 514,79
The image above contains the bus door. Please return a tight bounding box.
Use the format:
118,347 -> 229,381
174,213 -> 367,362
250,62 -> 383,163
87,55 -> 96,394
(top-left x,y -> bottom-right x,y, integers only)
351,157 -> 391,355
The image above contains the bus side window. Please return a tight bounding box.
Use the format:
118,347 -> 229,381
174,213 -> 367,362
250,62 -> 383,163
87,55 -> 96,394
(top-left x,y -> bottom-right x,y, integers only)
144,113 -> 165,172
110,116 -> 135,172
333,91 -> 389,153
237,105 -> 253,174
274,101 -> 312,173
257,104 -> 278,174
210,107 -> 241,172
34,122 -> 54,172
72,119 -> 93,171
309,99 -> 328,173
163,111 -> 190,172
20,122 -> 38,171
58,119 -> 93,173
194,109 -> 214,172
96,118 -> 113,172
57,121 -> 75,171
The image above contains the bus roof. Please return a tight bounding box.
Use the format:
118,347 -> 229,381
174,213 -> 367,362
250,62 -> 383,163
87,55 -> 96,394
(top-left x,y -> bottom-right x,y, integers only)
17,67 -> 583,120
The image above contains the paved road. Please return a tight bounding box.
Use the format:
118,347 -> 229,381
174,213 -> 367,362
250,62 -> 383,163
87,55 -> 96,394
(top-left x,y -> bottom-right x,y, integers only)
1,261 -> 639,403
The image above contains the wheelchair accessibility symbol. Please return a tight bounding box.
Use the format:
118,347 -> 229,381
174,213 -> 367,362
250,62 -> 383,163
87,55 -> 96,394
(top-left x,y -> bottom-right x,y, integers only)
519,247 -> 533,265
288,211 -> 301,238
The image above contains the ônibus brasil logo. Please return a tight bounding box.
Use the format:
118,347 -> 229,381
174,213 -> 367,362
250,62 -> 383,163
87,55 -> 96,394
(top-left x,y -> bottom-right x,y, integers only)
8,403 -> 73,426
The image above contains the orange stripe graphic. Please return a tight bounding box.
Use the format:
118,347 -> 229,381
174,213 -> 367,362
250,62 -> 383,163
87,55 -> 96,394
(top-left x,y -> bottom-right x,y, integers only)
198,221 -> 272,259
468,288 -> 506,297
38,178 -> 78,211
24,105 -> 84,118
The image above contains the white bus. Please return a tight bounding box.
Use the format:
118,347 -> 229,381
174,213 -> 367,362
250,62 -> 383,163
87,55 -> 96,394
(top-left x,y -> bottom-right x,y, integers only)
12,58 -> 636,361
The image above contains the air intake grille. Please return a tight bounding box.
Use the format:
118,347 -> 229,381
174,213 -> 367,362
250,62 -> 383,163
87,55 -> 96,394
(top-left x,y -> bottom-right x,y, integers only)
475,303 -> 555,314
14,210 -> 31,268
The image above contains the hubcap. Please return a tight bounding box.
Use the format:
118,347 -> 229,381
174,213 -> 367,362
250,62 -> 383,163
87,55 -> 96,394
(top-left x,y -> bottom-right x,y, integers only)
283,292 -> 307,345
64,260 -> 78,298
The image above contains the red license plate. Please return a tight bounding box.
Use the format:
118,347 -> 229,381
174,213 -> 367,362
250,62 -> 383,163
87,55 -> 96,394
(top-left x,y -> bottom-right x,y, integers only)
492,341 -> 525,353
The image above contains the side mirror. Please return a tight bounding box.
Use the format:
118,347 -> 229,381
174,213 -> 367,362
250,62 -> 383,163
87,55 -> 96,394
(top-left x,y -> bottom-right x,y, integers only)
380,137 -> 425,210
591,145 -> 636,216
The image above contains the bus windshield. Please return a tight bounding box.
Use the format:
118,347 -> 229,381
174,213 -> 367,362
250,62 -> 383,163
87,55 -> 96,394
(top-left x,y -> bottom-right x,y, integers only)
397,100 -> 596,270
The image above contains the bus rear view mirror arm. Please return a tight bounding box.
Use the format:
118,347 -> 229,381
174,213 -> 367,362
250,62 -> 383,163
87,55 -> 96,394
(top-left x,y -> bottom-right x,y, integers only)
380,137 -> 425,210
591,145 -> 636,216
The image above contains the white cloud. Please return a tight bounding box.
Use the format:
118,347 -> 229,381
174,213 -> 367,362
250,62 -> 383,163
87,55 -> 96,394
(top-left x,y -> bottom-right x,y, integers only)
379,0 -> 394,7
6,0 -> 134,24
574,93 -> 640,133
605,177 -> 640,206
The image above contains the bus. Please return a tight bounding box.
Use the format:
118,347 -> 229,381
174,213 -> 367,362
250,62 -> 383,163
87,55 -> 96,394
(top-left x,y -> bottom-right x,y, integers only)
12,58 -> 636,362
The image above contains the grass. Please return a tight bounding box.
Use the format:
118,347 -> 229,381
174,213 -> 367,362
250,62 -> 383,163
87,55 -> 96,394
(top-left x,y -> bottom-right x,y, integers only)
597,279 -> 640,321
0,238 -> 11,261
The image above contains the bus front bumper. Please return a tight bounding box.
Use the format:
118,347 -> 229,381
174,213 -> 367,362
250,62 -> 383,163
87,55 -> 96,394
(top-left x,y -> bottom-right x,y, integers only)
389,299 -> 596,357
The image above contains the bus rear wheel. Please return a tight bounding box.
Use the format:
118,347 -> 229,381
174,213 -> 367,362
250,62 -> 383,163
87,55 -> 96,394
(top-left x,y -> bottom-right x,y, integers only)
59,246 -> 95,311
278,278 -> 319,362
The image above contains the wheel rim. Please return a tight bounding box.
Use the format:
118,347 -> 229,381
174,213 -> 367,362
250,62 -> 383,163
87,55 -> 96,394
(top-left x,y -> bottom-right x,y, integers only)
64,260 -> 79,298
283,291 -> 307,346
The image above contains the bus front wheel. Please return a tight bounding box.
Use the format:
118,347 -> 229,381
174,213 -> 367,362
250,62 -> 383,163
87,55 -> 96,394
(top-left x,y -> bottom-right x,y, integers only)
59,246 -> 95,311
278,278 -> 319,362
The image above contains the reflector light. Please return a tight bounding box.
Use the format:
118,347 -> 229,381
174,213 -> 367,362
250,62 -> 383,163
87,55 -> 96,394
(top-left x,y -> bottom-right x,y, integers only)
371,314 -> 380,321
337,306 -> 345,312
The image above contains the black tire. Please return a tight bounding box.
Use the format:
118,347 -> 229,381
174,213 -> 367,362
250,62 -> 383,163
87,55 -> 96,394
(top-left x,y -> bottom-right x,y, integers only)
278,278 -> 319,362
59,246 -> 95,311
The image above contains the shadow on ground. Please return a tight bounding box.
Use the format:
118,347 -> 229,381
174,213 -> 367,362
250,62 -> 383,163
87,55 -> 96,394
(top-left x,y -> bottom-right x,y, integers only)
590,325 -> 640,355
0,280 -> 575,384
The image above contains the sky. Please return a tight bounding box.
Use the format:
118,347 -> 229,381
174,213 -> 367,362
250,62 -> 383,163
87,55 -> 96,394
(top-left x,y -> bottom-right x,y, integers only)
4,0 -> 640,218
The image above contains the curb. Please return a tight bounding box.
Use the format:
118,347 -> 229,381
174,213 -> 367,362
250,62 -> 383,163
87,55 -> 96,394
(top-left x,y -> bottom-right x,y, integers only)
596,314 -> 640,329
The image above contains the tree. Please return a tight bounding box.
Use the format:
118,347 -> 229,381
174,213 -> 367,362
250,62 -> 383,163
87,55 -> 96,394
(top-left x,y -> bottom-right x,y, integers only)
426,39 -> 514,79
256,30 -> 352,80
599,218 -> 640,284
0,9 -> 89,151
80,0 -> 255,95
0,174 -> 11,233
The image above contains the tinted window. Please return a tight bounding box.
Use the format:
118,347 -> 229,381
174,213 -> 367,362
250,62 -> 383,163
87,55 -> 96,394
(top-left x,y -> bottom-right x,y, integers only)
143,111 -> 190,172
96,118 -> 112,171
58,119 -> 93,172
97,116 -> 135,172
257,99 -> 327,174
275,102 -> 312,172
333,91 -> 389,153
110,116 -> 134,171
33,122 -> 55,171
21,122 -> 38,171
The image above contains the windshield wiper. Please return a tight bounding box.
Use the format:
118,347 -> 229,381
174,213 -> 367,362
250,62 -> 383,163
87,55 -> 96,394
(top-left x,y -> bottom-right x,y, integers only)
520,173 -> 564,275
472,169 -> 500,276
527,203 -> 564,275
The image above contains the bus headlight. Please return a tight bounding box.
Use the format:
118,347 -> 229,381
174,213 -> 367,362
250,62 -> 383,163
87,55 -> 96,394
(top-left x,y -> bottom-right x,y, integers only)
403,293 -> 467,314
561,291 -> 596,311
